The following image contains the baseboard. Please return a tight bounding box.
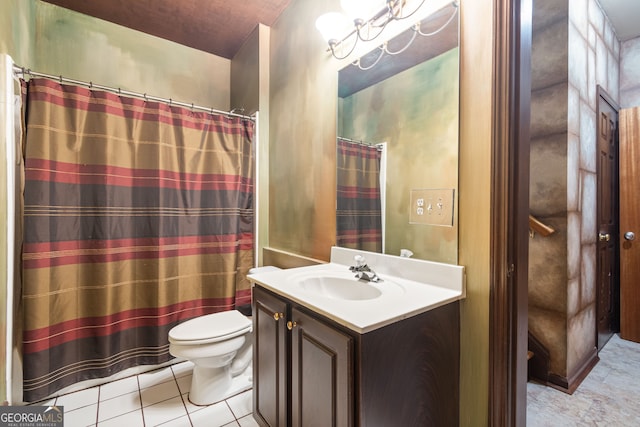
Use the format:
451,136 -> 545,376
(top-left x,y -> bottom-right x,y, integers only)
547,347 -> 599,394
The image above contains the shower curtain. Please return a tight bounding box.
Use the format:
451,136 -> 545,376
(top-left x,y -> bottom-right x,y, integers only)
20,78 -> 254,402
336,138 -> 382,252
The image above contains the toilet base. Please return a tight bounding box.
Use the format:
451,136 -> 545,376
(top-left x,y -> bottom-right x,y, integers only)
188,361 -> 252,406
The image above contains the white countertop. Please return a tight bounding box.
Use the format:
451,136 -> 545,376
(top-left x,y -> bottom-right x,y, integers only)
247,247 -> 465,334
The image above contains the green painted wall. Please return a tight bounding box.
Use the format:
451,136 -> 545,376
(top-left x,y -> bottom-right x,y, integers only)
340,48 -> 459,263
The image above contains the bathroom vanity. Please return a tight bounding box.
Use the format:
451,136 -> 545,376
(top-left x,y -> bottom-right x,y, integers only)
249,247 -> 465,427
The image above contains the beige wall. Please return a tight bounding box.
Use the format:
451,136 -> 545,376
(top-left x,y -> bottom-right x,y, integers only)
269,0 -> 495,424
457,1 -> 493,424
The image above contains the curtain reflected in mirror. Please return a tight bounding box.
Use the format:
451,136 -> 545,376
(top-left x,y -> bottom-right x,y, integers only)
336,138 -> 386,253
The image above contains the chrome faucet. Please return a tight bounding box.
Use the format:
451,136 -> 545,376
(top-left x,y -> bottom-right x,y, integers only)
349,255 -> 382,283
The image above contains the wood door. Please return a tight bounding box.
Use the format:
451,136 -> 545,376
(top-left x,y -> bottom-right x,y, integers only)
253,287 -> 289,427
290,307 -> 353,427
596,90 -> 619,350
620,107 -> 640,343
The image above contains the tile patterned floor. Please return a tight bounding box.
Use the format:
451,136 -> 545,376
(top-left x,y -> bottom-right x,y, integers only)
29,361 -> 259,427
527,334 -> 640,426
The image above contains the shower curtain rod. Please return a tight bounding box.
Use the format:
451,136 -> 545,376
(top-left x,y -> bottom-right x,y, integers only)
12,64 -> 255,121
338,136 -> 384,150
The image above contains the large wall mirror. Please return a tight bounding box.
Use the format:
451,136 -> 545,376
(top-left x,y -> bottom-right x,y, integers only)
336,1 -> 459,264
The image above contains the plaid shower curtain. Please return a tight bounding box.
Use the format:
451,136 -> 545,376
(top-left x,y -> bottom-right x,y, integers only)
20,78 -> 254,402
336,138 -> 382,252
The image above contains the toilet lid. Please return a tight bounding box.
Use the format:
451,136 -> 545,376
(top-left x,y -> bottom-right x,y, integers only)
169,310 -> 252,343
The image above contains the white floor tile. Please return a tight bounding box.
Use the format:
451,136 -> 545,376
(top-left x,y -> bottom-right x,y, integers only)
140,379 -> 182,407
97,409 -> 144,427
97,390 -> 141,422
138,366 -> 176,389
64,403 -> 98,427
189,401 -> 235,427
157,415 -> 192,426
99,376 -> 139,401
171,361 -> 194,379
237,415 -> 260,427
56,387 -> 100,412
142,396 -> 189,426
222,422 -> 240,427
176,375 -> 192,395
225,390 -> 252,419
182,393 -> 206,414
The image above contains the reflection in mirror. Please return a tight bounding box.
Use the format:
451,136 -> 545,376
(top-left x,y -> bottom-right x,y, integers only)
337,2 -> 459,264
336,138 -> 387,253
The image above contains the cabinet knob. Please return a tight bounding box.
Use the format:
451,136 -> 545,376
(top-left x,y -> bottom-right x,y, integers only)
273,312 -> 283,321
287,320 -> 298,330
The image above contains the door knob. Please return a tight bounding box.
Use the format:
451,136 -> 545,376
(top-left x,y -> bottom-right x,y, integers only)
624,231 -> 636,241
598,233 -> 611,242
287,320 -> 298,330
273,312 -> 284,321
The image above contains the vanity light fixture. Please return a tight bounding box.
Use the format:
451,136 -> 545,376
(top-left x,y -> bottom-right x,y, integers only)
316,0 -> 458,67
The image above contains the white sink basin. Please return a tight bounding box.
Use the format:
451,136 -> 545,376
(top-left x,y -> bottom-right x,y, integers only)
298,276 -> 382,300
288,270 -> 406,301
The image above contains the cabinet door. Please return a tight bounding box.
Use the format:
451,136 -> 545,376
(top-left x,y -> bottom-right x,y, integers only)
290,307 -> 354,427
254,287 -> 289,427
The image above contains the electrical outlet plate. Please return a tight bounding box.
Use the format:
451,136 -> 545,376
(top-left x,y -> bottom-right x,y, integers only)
409,188 -> 455,226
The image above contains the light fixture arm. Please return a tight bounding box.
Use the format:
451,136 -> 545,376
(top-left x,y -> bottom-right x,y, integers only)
322,0 -> 458,63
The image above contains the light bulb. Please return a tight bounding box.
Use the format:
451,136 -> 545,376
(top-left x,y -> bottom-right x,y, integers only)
315,12 -> 351,43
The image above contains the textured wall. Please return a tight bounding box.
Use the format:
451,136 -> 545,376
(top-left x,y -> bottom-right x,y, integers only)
339,49 -> 459,263
529,0 -> 570,378
529,0 -> 621,383
268,0 -> 340,262
620,37 -> 640,108
231,24 -> 271,266
31,2 -> 231,109
566,0 -> 620,379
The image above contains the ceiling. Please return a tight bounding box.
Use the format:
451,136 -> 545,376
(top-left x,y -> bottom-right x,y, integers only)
41,0 -> 292,59
41,0 -> 640,60
598,0 -> 640,42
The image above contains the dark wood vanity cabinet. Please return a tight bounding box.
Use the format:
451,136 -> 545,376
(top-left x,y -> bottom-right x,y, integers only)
253,286 -> 289,427
252,285 -> 459,427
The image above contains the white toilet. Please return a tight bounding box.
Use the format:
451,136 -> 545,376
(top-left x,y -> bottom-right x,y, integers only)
168,309 -> 253,406
168,266 -> 280,406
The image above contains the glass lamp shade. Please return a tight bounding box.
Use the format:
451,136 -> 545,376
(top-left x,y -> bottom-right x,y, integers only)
315,12 -> 352,43
340,0 -> 387,21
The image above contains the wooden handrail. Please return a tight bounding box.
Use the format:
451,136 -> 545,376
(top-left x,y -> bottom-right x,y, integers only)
529,215 -> 555,237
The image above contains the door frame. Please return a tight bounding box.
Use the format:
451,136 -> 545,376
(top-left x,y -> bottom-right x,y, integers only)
489,0 -> 532,425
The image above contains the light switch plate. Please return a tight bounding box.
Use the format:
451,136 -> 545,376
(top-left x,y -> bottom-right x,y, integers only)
409,188 -> 455,226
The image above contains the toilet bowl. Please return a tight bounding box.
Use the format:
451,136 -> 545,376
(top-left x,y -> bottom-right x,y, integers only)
168,310 -> 253,406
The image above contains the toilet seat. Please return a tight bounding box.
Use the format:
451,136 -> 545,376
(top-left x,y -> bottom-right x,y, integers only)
169,310 -> 252,345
